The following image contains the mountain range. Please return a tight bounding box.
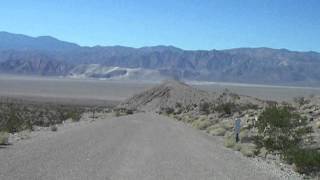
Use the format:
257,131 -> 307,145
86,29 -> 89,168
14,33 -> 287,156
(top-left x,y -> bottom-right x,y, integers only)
1,31 -> 320,86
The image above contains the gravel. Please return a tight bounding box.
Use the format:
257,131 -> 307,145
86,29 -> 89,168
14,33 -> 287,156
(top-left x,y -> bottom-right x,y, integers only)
0,112 -> 302,180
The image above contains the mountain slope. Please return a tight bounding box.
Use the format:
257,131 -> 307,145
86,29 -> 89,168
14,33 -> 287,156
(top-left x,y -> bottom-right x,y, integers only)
1,32 -> 320,85
0,50 -> 73,75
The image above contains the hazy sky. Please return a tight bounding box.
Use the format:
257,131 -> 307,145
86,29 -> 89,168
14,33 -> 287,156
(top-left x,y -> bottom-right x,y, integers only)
0,0 -> 319,51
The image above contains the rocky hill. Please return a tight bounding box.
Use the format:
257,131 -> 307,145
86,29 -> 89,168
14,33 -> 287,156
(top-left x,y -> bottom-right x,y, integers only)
1,32 -> 320,85
119,80 -> 265,113
119,80 -> 213,111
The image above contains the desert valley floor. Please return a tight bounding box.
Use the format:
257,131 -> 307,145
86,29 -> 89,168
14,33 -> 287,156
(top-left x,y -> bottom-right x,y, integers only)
1,75 -> 320,104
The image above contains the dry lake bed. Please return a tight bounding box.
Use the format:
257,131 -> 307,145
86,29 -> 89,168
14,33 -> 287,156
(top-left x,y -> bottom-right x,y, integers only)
1,74 -> 320,104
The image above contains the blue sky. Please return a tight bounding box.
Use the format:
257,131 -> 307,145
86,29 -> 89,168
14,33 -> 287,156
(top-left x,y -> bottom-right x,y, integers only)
0,0 -> 319,51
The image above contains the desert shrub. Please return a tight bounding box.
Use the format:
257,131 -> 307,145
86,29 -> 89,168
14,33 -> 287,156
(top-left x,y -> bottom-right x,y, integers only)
316,121 -> 320,129
0,100 -> 87,133
191,118 -> 212,130
56,107 -> 68,122
114,111 -> 121,117
67,109 -> 82,122
239,129 -> 253,143
232,143 -> 242,151
89,108 -> 98,120
239,143 -> 257,157
240,103 -> 259,111
220,120 -> 234,130
293,96 -> 310,107
112,108 -> 135,117
183,116 -> 197,123
160,107 -> 174,115
174,108 -> 183,115
224,133 -> 236,148
255,106 -> 319,174
265,100 -> 278,107
256,147 -> 268,158
214,102 -> 237,115
59,107 -> 84,122
0,131 -> 9,145
1,104 -> 28,133
286,148 -> 320,174
199,101 -> 210,115
50,125 -> 58,132
206,125 -> 219,132
207,126 -> 226,136
125,109 -> 134,115
175,102 -> 182,109
0,103 -> 35,131
309,94 -> 315,99
255,106 -> 312,154
230,93 -> 240,101
173,115 -> 181,121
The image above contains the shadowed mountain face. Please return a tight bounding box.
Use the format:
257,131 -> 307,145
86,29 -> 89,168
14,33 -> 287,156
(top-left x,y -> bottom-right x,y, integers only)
1,31 -> 320,86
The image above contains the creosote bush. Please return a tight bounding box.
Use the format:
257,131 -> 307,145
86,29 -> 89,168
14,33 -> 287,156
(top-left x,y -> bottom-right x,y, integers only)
286,148 -> 320,174
255,106 -> 319,174
57,107 -> 83,122
0,99 -> 91,134
50,125 -> 58,132
214,102 -> 237,115
255,106 -> 311,154
0,103 -> 32,133
125,109 -> 134,115
199,101 -> 210,115
160,107 -> 174,115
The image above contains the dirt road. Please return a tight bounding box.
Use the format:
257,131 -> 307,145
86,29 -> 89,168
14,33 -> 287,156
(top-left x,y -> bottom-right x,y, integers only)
0,113 -> 300,180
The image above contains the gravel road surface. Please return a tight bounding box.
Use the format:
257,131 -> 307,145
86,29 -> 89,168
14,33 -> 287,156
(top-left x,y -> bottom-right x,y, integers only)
0,113 -> 300,180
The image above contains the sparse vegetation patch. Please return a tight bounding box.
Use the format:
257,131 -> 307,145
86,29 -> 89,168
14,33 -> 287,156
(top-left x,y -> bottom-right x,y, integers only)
0,98 -> 103,134
0,131 -> 9,145
254,106 -> 319,174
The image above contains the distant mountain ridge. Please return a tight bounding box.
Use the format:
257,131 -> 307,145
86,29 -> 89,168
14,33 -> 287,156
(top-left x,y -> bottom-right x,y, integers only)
0,31 -> 80,51
0,31 -> 320,86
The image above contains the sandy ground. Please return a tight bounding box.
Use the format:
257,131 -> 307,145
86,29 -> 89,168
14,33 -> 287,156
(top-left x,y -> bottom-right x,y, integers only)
0,75 -> 319,103
0,113 -> 301,180
0,75 -> 153,105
